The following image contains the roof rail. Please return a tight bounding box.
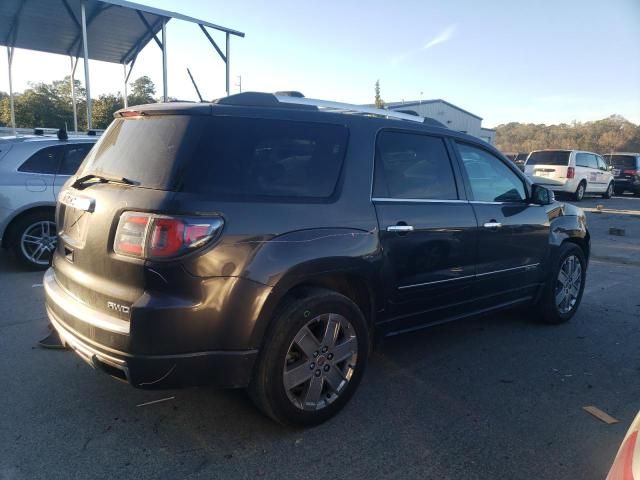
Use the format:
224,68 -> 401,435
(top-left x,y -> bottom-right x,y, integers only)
275,96 -> 425,123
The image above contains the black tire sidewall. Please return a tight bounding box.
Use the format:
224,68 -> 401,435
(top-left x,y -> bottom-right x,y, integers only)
574,182 -> 586,201
255,290 -> 369,427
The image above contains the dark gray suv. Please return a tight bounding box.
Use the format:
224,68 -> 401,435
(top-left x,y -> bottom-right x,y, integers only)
44,93 -> 590,426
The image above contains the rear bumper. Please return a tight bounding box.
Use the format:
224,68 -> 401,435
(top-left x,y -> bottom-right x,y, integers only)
613,178 -> 640,191
528,176 -> 576,193
44,268 -> 259,388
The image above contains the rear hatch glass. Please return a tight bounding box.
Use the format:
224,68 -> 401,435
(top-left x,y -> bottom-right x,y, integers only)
605,155 -> 637,170
526,151 -> 570,166
78,115 -> 348,199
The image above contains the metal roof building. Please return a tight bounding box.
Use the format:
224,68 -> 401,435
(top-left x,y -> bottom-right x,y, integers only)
386,99 -> 496,145
1,0 -> 244,131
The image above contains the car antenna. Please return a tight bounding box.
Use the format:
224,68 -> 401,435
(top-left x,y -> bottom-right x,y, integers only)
187,68 -> 204,102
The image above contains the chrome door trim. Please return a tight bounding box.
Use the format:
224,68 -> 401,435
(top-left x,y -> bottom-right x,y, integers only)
398,263 -> 540,290
372,197 -> 468,204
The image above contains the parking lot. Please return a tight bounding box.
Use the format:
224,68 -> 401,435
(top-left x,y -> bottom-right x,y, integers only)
1,195 -> 639,480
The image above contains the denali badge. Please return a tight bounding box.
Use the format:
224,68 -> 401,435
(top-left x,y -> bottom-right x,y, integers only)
107,301 -> 130,314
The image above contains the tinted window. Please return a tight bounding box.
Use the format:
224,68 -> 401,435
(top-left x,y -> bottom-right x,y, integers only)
576,153 -> 598,169
526,151 -> 570,166
181,117 -> 348,199
18,146 -> 64,174
80,117 -> 199,190
606,155 -> 637,170
373,131 -> 458,200
59,143 -> 93,175
457,143 -> 526,202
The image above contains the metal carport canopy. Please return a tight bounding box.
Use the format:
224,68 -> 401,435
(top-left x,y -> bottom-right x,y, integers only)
1,0 -> 244,130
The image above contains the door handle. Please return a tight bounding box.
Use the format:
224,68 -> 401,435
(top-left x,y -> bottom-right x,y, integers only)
387,225 -> 414,232
483,221 -> 502,229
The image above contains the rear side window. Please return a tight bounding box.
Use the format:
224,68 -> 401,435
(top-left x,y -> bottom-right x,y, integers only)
373,131 -> 458,200
180,117 -> 348,199
18,145 -> 64,174
59,143 -> 93,175
576,153 -> 598,169
606,155 -> 637,170
526,151 -> 570,166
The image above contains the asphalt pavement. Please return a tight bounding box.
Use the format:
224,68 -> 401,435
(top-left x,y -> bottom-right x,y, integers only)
1,195 -> 639,480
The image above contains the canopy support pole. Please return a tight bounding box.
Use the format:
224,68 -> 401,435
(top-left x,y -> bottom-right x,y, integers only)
6,46 -> 16,133
123,64 -> 128,108
161,19 -> 167,102
69,56 -> 79,132
81,0 -> 92,130
225,33 -> 230,97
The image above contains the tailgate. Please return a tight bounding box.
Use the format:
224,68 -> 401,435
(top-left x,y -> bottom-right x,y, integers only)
53,183 -> 174,321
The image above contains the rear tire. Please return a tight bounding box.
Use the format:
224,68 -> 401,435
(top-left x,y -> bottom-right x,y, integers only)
8,211 -> 57,271
534,242 -> 586,324
248,288 -> 369,427
573,181 -> 586,201
602,182 -> 614,199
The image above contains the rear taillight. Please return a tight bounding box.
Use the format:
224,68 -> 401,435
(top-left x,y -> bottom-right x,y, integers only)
114,212 -> 223,260
623,169 -> 638,176
566,167 -> 575,179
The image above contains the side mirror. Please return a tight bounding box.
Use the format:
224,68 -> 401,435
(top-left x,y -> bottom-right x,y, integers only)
531,184 -> 555,205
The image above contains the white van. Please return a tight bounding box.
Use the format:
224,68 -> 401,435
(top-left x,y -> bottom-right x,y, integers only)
524,150 -> 614,201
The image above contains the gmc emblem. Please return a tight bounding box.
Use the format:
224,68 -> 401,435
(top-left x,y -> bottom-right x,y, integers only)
107,301 -> 130,314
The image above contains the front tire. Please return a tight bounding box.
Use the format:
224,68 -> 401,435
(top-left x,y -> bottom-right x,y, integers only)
534,242 -> 586,324
573,181 -> 586,201
602,182 -> 614,199
249,288 -> 369,427
9,211 -> 57,270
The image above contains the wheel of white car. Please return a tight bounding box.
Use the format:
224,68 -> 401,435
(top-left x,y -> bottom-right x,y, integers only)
602,182 -> 613,199
9,210 -> 57,270
573,181 -> 586,201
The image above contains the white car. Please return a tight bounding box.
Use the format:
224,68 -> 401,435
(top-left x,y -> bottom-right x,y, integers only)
524,149 -> 614,201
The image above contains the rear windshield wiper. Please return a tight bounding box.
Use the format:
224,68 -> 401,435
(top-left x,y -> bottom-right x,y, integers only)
72,173 -> 136,189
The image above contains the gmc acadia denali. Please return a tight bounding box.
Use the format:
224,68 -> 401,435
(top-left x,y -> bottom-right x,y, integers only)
44,93 -> 590,426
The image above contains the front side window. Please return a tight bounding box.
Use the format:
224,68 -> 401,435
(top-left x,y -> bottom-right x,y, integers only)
18,146 -> 64,174
596,156 -> 608,171
373,131 -> 458,200
457,143 -> 526,203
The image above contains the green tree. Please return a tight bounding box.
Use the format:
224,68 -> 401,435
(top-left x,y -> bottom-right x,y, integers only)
128,76 -> 156,106
93,93 -> 124,129
374,80 -> 384,109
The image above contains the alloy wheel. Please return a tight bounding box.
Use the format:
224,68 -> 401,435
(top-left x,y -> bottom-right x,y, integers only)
555,254 -> 582,314
283,313 -> 358,411
20,221 -> 57,266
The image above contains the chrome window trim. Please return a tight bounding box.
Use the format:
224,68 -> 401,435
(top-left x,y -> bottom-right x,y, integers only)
372,197 -> 468,204
398,263 -> 540,290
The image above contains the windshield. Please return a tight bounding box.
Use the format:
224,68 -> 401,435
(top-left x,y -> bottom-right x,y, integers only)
605,155 -> 637,169
526,151 -> 570,166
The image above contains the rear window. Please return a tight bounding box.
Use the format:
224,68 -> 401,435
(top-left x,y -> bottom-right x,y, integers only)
605,155 -> 637,170
526,151 -> 570,166
79,116 -> 348,199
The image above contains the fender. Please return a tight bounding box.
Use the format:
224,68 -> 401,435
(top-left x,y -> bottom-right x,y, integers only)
242,227 -> 383,348
547,202 -> 590,271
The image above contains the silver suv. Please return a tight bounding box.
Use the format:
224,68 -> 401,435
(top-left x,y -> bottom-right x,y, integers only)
0,133 -> 97,269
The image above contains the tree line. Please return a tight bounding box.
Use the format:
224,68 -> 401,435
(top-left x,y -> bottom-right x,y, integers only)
495,115 -> 640,154
0,76 -> 158,131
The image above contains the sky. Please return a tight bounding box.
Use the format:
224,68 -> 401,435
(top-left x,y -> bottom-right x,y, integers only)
0,0 -> 639,128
